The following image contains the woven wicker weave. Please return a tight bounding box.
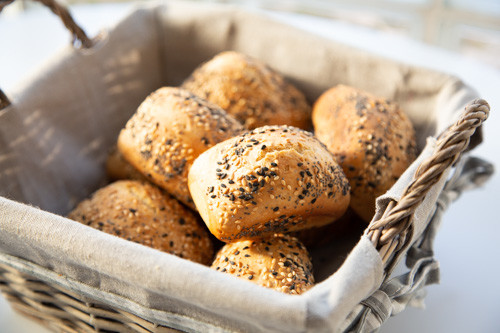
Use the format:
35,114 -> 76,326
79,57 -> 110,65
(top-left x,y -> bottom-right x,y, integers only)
0,0 -> 492,332
0,262 -> 179,333
0,99 -> 490,332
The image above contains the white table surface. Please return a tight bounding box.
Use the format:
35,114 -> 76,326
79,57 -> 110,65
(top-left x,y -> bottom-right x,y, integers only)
1,2 -> 499,332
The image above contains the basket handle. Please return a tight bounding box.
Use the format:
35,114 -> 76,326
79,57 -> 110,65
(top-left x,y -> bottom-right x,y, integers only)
366,98 -> 490,274
0,0 -> 93,109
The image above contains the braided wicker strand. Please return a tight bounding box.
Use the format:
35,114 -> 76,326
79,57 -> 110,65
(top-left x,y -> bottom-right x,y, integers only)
367,99 -> 490,270
0,89 -> 10,109
0,0 -> 92,48
37,0 -> 93,48
0,0 -> 93,110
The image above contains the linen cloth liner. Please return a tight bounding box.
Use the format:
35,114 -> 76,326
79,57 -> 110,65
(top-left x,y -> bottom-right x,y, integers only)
0,1 -> 486,332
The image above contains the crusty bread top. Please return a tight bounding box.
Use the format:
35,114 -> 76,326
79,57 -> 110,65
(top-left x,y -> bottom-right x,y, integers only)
68,180 -> 214,265
211,233 -> 314,295
188,125 -> 351,241
182,51 -> 311,130
117,87 -> 245,209
312,84 -> 417,221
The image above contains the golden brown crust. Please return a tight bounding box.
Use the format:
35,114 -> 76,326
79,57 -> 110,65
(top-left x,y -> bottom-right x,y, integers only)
211,234 -> 314,295
188,125 -> 351,241
182,51 -> 311,130
105,146 -> 148,182
312,85 -> 417,222
117,87 -> 245,210
68,180 -> 214,265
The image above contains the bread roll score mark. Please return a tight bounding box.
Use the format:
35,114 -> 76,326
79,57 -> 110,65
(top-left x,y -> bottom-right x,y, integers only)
189,125 -> 351,241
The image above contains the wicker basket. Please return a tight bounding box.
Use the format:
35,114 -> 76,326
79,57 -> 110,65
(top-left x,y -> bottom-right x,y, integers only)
0,1 -> 493,332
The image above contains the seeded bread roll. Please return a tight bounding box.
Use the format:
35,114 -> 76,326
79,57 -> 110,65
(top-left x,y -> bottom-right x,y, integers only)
105,146 -> 148,182
182,51 -> 311,130
312,85 -> 417,222
188,125 -> 351,241
211,234 -> 314,295
118,87 -> 245,210
68,180 -> 214,265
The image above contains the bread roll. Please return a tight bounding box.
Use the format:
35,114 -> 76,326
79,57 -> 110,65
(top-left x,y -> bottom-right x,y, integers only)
68,180 -> 214,265
312,85 -> 417,222
211,234 -> 314,295
105,146 -> 148,182
117,87 -> 245,210
188,125 -> 351,241
182,51 -> 311,130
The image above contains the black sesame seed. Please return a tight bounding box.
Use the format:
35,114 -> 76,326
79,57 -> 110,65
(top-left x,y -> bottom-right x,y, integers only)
248,275 -> 254,280
208,186 -> 214,193
128,208 -> 137,213
273,207 -> 279,212
211,195 -> 217,199
179,218 -> 185,225
221,268 -> 227,272
261,145 -> 267,150
228,179 -> 235,184
234,250 -> 240,255
271,162 -> 278,167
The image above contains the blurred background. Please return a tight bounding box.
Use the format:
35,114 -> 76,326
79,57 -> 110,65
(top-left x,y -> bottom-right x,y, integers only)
3,0 -> 500,69
1,0 -> 499,332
